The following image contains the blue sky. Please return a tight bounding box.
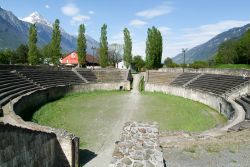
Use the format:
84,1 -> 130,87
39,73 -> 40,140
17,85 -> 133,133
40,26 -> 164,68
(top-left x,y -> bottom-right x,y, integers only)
1,0 -> 250,59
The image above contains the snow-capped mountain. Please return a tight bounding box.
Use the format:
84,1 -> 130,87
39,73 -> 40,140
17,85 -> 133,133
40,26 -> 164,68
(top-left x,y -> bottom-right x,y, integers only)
21,12 -> 52,28
0,7 -> 99,54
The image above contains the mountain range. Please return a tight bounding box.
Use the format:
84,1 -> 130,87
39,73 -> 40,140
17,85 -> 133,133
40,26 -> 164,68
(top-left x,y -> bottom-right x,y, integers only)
1,6 -> 250,63
0,7 -> 99,55
173,23 -> 250,64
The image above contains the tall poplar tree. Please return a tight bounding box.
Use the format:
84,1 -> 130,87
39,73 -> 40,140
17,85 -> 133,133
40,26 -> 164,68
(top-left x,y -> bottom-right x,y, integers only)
123,28 -> 132,68
154,28 -> 163,68
28,24 -> 39,65
77,24 -> 87,67
146,28 -> 154,69
145,26 -> 163,69
50,19 -> 61,65
99,24 -> 108,67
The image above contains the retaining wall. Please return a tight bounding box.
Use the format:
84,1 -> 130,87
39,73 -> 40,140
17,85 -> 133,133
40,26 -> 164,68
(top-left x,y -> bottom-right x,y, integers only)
12,82 -> 130,122
159,68 -> 250,77
3,81 -> 130,167
0,123 -> 70,167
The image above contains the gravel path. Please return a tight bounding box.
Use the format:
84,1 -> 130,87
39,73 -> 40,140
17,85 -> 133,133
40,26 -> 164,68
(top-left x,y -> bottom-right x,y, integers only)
84,74 -> 142,167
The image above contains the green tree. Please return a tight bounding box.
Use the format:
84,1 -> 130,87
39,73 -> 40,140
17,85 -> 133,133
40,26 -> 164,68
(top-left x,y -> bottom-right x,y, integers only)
164,57 -> 179,68
40,44 -> 51,64
164,57 -> 173,67
132,55 -> 145,72
28,24 -> 39,65
215,40 -> 238,64
154,28 -> 163,68
77,24 -> 87,67
0,51 -> 8,64
123,28 -> 132,68
145,26 -> 163,69
215,29 -> 250,65
15,44 -> 29,64
50,19 -> 61,65
99,24 -> 108,67
0,49 -> 16,64
190,61 -> 209,69
236,29 -> 250,64
146,28 -> 153,69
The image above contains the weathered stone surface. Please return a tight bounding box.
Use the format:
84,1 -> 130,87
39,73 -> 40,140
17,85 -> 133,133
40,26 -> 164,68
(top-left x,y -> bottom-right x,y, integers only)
109,122 -> 164,167
122,157 -> 132,165
133,161 -> 144,167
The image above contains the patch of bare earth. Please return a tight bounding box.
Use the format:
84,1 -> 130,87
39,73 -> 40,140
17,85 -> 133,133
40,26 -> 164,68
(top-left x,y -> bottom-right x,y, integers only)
84,74 -> 142,167
160,129 -> 250,167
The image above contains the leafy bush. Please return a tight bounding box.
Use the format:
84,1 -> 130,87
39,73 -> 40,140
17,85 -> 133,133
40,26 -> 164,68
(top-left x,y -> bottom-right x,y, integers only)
132,55 -> 145,72
139,76 -> 145,92
164,57 -> 179,68
190,61 -> 209,69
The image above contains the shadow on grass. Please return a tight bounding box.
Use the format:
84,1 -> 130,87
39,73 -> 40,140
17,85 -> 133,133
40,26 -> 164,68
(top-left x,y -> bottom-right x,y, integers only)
79,149 -> 97,166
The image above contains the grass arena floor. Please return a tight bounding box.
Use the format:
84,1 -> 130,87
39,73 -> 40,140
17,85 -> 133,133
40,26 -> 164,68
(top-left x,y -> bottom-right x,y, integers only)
32,91 -> 226,150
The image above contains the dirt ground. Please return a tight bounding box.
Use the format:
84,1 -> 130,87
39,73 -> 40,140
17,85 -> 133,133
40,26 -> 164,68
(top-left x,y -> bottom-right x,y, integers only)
160,129 -> 250,167
84,74 -> 143,167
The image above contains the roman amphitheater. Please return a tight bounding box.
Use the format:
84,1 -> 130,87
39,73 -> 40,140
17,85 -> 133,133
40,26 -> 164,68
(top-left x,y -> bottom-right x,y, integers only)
1,65 -> 250,167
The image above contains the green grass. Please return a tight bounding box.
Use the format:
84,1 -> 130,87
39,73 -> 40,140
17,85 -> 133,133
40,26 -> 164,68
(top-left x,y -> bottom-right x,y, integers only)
33,91 -> 128,148
205,145 -> 220,153
135,92 -> 226,131
32,91 -> 226,149
214,64 -> 250,70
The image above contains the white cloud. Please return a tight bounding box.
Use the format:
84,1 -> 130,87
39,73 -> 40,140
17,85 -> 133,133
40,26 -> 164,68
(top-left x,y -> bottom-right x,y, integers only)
45,5 -> 50,9
130,20 -> 250,61
61,3 -> 79,16
165,20 -> 250,58
88,10 -> 95,15
182,20 -> 250,45
136,2 -> 173,19
133,41 -> 146,57
70,15 -> 91,26
110,32 -> 124,44
158,26 -> 172,35
110,31 -> 135,44
129,19 -> 147,27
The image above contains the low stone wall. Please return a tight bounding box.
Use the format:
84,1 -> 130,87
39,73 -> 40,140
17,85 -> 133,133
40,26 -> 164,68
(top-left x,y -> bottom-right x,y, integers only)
226,83 -> 250,99
13,86 -> 70,121
145,83 -> 249,133
159,68 -> 250,77
13,82 -> 130,121
109,122 -> 164,167
71,81 -> 131,92
4,81 -> 130,167
0,123 -> 70,167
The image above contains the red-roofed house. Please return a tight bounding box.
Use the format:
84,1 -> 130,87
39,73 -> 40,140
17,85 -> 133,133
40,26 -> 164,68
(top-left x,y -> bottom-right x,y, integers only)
60,51 -> 99,66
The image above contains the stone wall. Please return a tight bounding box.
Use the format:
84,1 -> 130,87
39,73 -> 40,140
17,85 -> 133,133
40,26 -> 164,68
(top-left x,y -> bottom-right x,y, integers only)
13,82 -> 131,121
6,81 -> 130,166
158,68 -> 250,77
13,86 -> 70,121
71,81 -> 131,92
144,83 -> 246,132
110,122 -> 164,167
0,123 -> 70,167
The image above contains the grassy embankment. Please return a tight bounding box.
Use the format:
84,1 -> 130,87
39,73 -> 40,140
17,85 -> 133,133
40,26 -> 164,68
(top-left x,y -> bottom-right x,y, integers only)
214,64 -> 250,69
